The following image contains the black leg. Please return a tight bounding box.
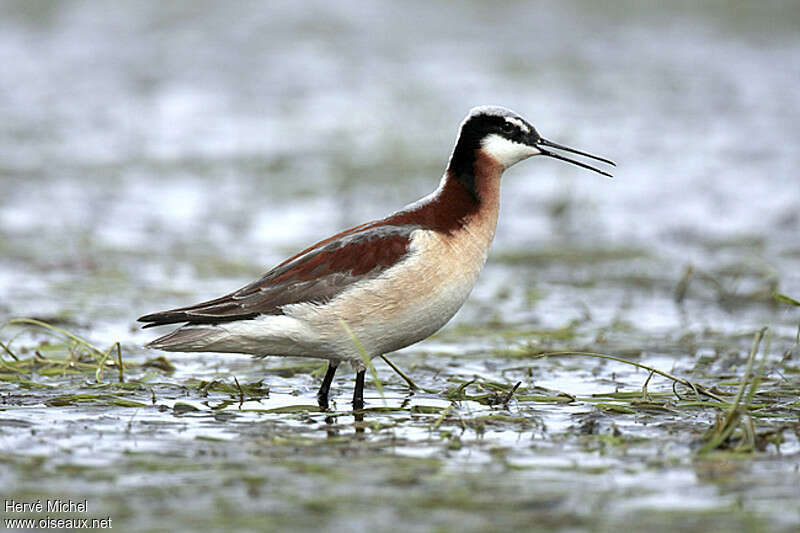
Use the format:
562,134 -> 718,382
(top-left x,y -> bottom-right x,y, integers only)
317,362 -> 338,409
352,369 -> 366,411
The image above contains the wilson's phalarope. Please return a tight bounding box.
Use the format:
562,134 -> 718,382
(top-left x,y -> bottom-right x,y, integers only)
139,106 -> 614,409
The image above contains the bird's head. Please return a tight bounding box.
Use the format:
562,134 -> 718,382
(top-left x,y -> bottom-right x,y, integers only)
455,106 -> 615,176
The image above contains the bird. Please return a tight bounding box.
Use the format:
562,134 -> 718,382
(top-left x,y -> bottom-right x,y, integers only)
138,105 -> 614,410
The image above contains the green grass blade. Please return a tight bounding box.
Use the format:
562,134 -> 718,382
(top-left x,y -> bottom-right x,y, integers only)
338,319 -> 385,404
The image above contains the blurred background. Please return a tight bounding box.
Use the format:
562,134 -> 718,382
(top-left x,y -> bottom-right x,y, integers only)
1,1 -> 799,532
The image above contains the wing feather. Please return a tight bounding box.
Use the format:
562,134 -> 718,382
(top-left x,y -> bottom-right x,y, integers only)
138,223 -> 417,328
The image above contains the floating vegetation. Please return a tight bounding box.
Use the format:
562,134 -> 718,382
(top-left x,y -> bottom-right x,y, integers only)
3,305 -> 799,533
3,317 -> 798,451
774,291 -> 800,307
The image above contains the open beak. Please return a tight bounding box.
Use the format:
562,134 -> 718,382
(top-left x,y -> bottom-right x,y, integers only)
536,137 -> 616,178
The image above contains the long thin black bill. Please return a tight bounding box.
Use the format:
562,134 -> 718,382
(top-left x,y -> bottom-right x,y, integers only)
538,148 -> 614,178
538,138 -> 616,166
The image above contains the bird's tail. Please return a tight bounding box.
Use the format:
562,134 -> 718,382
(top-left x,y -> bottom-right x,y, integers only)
145,326 -> 226,352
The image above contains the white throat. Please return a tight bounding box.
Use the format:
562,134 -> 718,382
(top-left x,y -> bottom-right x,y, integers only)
480,134 -> 540,169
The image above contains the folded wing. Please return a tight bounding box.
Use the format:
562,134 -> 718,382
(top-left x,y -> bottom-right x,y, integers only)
138,223 -> 417,328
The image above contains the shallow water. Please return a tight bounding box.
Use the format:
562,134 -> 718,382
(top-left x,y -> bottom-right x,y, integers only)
1,1 -> 799,532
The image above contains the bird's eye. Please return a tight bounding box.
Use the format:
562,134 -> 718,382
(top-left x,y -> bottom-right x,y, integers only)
501,122 -> 515,133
